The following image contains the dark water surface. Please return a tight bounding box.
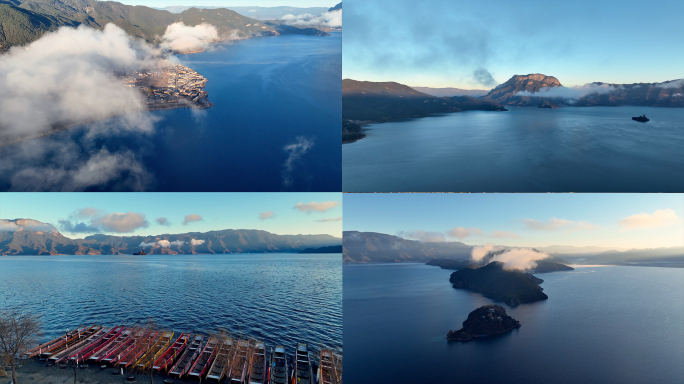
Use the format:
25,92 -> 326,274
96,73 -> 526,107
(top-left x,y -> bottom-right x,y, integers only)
344,263 -> 684,384
343,106 -> 684,192
0,254 -> 342,351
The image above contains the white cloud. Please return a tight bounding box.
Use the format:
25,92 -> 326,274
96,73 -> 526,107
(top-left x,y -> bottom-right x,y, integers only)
160,22 -> 219,53
60,209 -> 149,233
516,83 -> 615,100
294,201 -> 338,213
182,214 -> 203,225
190,239 -> 205,245
619,209 -> 681,231
446,227 -> 483,240
259,211 -> 275,220
398,230 -> 445,242
316,217 -> 342,222
489,248 -> 549,271
282,136 -> 314,187
471,243 -> 496,262
521,217 -> 598,233
282,10 -> 341,28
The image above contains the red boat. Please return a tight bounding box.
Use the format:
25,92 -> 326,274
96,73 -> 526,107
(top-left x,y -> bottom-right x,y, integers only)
108,329 -> 148,365
92,328 -> 133,362
118,330 -> 160,368
70,326 -> 124,362
153,332 -> 189,372
188,336 -> 218,379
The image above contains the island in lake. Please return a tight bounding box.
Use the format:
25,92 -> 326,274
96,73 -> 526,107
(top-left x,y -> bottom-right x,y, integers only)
449,261 -> 548,306
447,305 -> 521,342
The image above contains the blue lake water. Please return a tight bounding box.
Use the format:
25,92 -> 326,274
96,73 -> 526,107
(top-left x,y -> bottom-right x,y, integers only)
343,106 -> 684,192
344,263 -> 684,384
0,254 -> 342,352
0,33 -> 341,192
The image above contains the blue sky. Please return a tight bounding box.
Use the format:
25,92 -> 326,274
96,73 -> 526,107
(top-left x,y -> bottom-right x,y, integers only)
343,194 -> 684,249
118,0 -> 335,7
343,0 -> 684,89
0,193 -> 342,238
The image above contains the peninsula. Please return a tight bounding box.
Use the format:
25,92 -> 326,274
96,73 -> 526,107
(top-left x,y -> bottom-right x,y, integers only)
447,305 -> 521,342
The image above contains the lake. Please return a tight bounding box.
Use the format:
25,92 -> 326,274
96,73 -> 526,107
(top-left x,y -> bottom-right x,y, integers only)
343,106 -> 684,192
0,32 -> 341,192
344,263 -> 684,383
0,254 -> 342,352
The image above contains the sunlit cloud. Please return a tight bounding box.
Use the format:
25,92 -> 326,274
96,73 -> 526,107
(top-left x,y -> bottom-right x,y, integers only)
182,213 -> 203,225
447,227 -> 483,240
618,209 -> 681,231
521,217 -> 599,233
59,209 -> 149,233
317,217 -> 342,222
259,211 -> 276,220
294,201 -> 338,213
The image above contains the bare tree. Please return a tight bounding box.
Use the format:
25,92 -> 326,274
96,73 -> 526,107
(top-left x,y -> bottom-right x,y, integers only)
0,310 -> 42,384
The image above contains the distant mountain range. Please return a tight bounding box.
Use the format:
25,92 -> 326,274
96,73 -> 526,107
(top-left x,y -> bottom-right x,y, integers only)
343,231 -> 684,267
152,5 -> 330,19
481,73 -> 684,107
343,231 -> 472,263
342,79 -> 506,122
0,0 -> 327,53
0,219 -> 341,255
411,86 -> 489,98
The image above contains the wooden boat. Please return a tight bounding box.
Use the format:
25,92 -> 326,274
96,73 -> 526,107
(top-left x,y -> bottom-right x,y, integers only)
69,326 -> 124,362
248,342 -> 267,384
169,333 -> 204,378
268,346 -> 288,384
21,326 -> 84,358
136,331 -> 174,370
49,326 -> 104,362
42,325 -> 98,358
292,343 -> 313,384
206,337 -> 234,381
91,328 -> 133,362
228,339 -> 250,383
107,329 -> 147,365
188,336 -> 218,379
153,332 -> 189,372
317,350 -> 338,384
118,330 -> 160,368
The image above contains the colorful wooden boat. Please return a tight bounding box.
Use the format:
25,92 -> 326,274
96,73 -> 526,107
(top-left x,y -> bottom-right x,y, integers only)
229,340 -> 251,383
21,326 -> 84,358
108,329 -> 147,365
169,333 -> 204,378
92,328 -> 133,362
69,325 -> 124,362
292,343 -> 313,384
153,332 -> 189,372
119,330 -> 160,368
188,336 -> 218,379
206,337 -> 234,381
43,325 -> 98,357
268,346 -> 288,384
136,330 -> 173,369
49,325 -> 103,362
317,349 -> 338,384
248,342 -> 267,384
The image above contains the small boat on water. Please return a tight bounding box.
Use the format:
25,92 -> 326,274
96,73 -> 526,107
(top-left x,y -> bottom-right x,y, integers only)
188,336 -> 218,378
206,337 -> 234,381
268,346 -> 288,384
119,330 -> 160,368
136,331 -> 174,369
95,328 -> 134,363
248,342 -> 267,384
22,326 -> 84,358
153,332 -> 189,372
632,114 -> 649,122
317,350 -> 340,384
70,326 -> 124,362
169,333 -> 204,377
50,326 -> 104,362
293,343 -> 314,384
228,339 -> 251,383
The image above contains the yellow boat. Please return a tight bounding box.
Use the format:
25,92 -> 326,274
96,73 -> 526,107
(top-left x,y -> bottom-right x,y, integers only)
136,330 -> 174,370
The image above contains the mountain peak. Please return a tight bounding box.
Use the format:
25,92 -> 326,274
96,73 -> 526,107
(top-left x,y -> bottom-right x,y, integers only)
482,73 -> 562,106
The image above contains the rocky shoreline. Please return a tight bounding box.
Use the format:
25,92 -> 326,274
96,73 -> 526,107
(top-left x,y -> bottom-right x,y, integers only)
447,305 -> 521,342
